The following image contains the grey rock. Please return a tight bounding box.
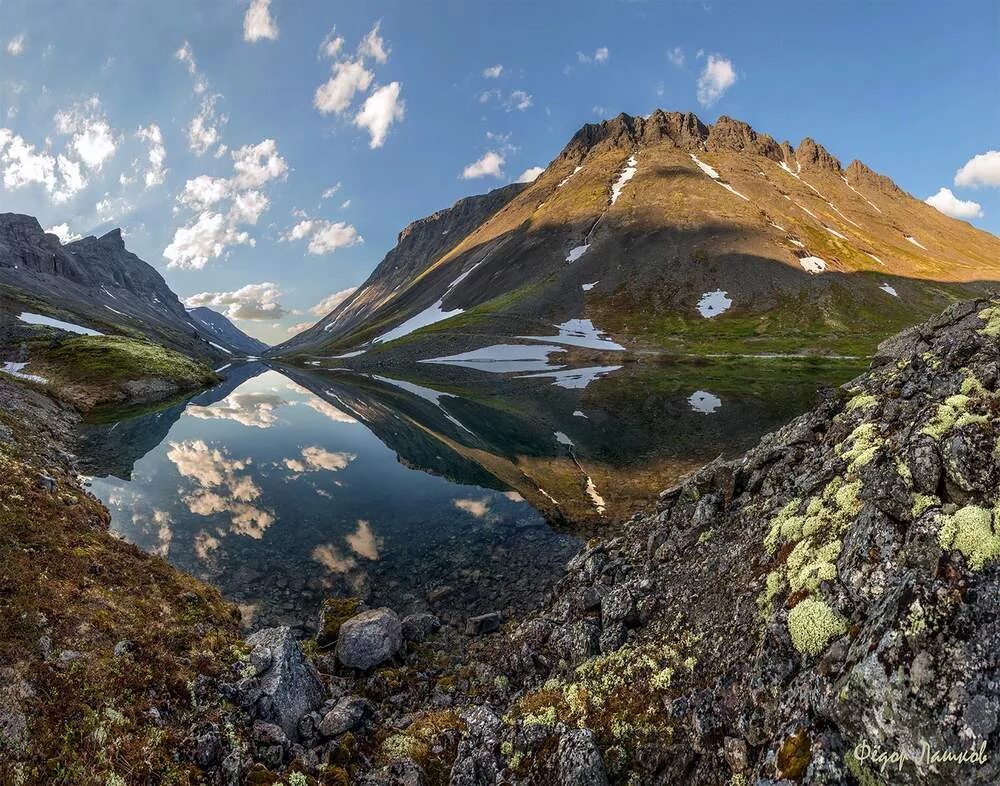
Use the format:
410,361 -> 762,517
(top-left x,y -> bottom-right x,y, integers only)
319,695 -> 371,738
244,626 -> 325,739
193,724 -> 223,768
465,612 -> 502,636
557,729 -> 609,786
36,474 -> 56,493
251,720 -> 288,769
112,639 -> 135,657
336,608 -> 403,670
401,612 -> 441,643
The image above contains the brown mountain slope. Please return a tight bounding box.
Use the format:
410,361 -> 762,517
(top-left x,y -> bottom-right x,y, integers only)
272,110 -> 1000,360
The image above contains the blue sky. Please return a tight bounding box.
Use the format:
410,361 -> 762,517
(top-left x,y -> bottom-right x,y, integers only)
0,0 -> 997,343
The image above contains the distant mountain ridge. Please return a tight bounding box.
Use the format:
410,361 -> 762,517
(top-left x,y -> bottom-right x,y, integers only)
0,213 -> 246,359
271,109 -> 1000,360
188,307 -> 269,355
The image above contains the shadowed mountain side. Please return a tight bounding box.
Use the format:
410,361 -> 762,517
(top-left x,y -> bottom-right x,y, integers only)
76,362 -> 267,479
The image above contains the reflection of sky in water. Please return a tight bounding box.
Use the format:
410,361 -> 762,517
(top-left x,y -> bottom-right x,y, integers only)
88,370 -> 579,633
688,390 -> 722,413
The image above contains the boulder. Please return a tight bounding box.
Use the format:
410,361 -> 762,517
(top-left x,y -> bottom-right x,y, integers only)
336,608 -> 403,671
319,695 -> 372,738
244,626 -> 325,739
401,612 -> 441,643
557,729 -> 609,786
465,612 -> 501,636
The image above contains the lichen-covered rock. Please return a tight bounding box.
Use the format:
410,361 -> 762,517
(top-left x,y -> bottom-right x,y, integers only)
557,729 -> 609,786
243,626 -> 325,739
336,607 -> 403,670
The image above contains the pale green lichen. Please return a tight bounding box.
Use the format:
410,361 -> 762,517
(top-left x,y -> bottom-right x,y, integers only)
764,498 -> 803,553
786,539 -> 842,594
523,706 -> 558,729
904,600 -> 928,636
921,395 -> 970,440
787,598 -> 847,656
839,422 -> 883,470
911,493 -> 938,518
937,505 -> 1000,570
977,304 -> 1000,337
846,393 -> 877,412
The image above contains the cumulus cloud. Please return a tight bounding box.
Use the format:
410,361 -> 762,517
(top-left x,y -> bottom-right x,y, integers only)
185,282 -> 289,320
462,150 -> 504,179
354,82 -> 404,148
506,90 -> 532,112
286,321 -> 316,336
483,64 -> 503,79
696,54 -> 737,106
136,124 -> 166,187
6,35 -> 26,57
320,29 -> 345,59
577,46 -> 609,64
954,150 -> 1000,188
243,0 -> 279,42
54,97 -> 118,171
187,95 -> 227,155
0,124 -> 97,204
310,287 -> 357,315
925,187 -> 983,219
515,166 -> 544,183
165,139 -> 287,269
667,46 -> 685,68
175,41 -> 198,75
358,21 -> 390,63
284,219 -> 363,255
322,182 -> 342,199
47,223 -> 82,243
314,60 -> 373,115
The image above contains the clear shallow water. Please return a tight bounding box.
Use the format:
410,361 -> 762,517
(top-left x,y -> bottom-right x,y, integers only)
78,359 -> 861,633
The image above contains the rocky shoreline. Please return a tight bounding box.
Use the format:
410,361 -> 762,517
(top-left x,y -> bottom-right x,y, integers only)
4,298 -> 1000,784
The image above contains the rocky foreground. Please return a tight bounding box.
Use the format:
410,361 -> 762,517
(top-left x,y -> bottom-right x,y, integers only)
4,299 -> 1000,785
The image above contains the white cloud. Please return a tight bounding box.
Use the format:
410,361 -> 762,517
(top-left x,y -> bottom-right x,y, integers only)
230,138 -> 288,189
954,150 -> 1000,188
54,98 -> 118,171
244,0 -> 279,43
286,321 -> 315,335
320,28 -> 345,59
322,182 -> 342,199
185,282 -> 288,320
506,90 -> 533,111
314,60 -> 373,115
358,21 -> 389,64
166,139 -> 287,269
462,150 -> 505,179
354,82 -> 404,148
696,54 -> 737,106
284,219 -> 363,255
310,286 -> 357,315
516,166 -> 544,183
175,41 -> 197,75
483,64 -> 503,79
925,187 -> 983,219
667,47 -> 685,68
577,46 -> 609,65
164,211 -> 252,269
187,95 -> 227,156
47,223 -> 82,243
136,124 -> 166,187
340,198 -> 351,208
6,35 -> 26,57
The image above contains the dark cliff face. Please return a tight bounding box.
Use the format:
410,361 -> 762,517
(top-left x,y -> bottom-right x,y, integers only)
271,182 -> 525,355
0,213 -> 238,359
188,307 -> 269,355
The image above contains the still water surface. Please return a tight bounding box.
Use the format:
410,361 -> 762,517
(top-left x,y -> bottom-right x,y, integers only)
79,359 -> 860,633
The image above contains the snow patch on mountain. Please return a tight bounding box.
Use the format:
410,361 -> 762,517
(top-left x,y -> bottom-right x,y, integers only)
420,343 -> 566,373
799,256 -> 827,274
610,154 -> 638,204
18,312 -> 103,336
697,290 -> 732,318
566,244 -> 591,263
519,318 -> 625,351
880,283 -> 899,297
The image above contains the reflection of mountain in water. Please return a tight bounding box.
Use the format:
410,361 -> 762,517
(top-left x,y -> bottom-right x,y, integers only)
277,359 -> 862,526
76,362 -> 266,479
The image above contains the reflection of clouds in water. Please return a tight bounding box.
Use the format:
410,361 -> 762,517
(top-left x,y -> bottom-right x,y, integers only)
284,446 -> 357,474
167,439 -> 274,538
454,498 -> 490,518
312,519 -> 382,574
187,392 -> 289,429
194,530 -> 221,561
688,390 -> 722,414
346,519 -> 381,560
504,491 -> 524,502
125,504 -> 173,556
302,397 -> 359,424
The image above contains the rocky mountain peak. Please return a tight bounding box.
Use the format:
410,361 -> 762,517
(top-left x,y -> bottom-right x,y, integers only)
97,227 -> 125,249
795,137 -> 843,172
705,115 -> 783,159
846,159 -> 906,197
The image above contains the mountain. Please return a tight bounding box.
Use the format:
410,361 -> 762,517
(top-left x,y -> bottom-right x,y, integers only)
0,213 -> 243,359
187,306 -> 269,355
272,110 -> 1000,361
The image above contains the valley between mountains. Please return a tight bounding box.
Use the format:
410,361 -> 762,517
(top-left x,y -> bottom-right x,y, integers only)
1,110 -> 999,786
